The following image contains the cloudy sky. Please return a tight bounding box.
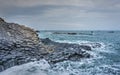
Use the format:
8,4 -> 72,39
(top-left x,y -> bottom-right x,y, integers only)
0,0 -> 120,30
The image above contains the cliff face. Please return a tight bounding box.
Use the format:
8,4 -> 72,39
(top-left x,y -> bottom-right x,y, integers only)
0,18 -> 97,72
0,18 -> 39,45
0,18 -> 43,71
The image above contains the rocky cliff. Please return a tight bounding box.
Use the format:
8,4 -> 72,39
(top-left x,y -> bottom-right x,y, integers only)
0,18 -> 44,71
0,18 -> 100,72
0,18 -> 39,44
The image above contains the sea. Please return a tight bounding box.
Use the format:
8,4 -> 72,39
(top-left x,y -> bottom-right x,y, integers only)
0,31 -> 120,75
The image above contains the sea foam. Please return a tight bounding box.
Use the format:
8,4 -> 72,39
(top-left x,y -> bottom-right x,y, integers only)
0,59 -> 50,75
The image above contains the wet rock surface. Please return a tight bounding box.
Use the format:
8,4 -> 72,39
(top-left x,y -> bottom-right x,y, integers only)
0,18 -> 98,72
41,38 -> 91,64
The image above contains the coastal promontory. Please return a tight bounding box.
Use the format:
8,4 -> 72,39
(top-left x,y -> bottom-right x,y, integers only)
0,18 -> 99,72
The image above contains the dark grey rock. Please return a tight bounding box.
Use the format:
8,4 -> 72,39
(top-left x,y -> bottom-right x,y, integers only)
0,18 -> 43,72
0,18 -> 94,72
41,38 -> 91,64
53,32 -> 77,35
67,33 -> 77,35
79,45 -> 92,51
92,43 -> 102,48
0,18 -> 5,22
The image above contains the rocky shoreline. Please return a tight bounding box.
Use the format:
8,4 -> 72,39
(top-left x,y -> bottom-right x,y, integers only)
0,18 -> 101,72
53,31 -> 94,35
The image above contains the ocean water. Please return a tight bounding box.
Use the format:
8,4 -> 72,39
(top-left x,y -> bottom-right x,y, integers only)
1,31 -> 120,75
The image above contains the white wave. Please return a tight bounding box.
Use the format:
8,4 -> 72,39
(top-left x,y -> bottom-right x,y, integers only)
0,51 -> 118,75
55,40 -> 90,44
0,59 -> 71,75
0,59 -> 50,75
55,40 -> 115,53
50,59 -> 120,75
0,39 -> 117,75
55,40 -> 105,48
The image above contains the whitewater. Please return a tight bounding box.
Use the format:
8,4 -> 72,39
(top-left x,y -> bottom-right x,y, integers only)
0,31 -> 120,75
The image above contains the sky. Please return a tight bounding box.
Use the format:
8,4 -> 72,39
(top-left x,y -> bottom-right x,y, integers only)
0,0 -> 120,30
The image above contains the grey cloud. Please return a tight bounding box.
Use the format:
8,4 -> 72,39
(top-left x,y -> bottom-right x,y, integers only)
0,0 -> 120,8
0,0 -> 120,30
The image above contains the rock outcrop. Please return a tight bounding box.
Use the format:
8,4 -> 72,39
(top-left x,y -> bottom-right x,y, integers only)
0,17 -> 95,72
0,18 -> 43,71
41,38 -> 91,64
0,18 -> 39,44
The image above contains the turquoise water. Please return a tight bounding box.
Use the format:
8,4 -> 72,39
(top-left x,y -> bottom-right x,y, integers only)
39,31 -> 120,75
1,31 -> 120,75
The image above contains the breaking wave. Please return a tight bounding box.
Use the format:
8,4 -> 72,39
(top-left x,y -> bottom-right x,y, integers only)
1,31 -> 120,75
